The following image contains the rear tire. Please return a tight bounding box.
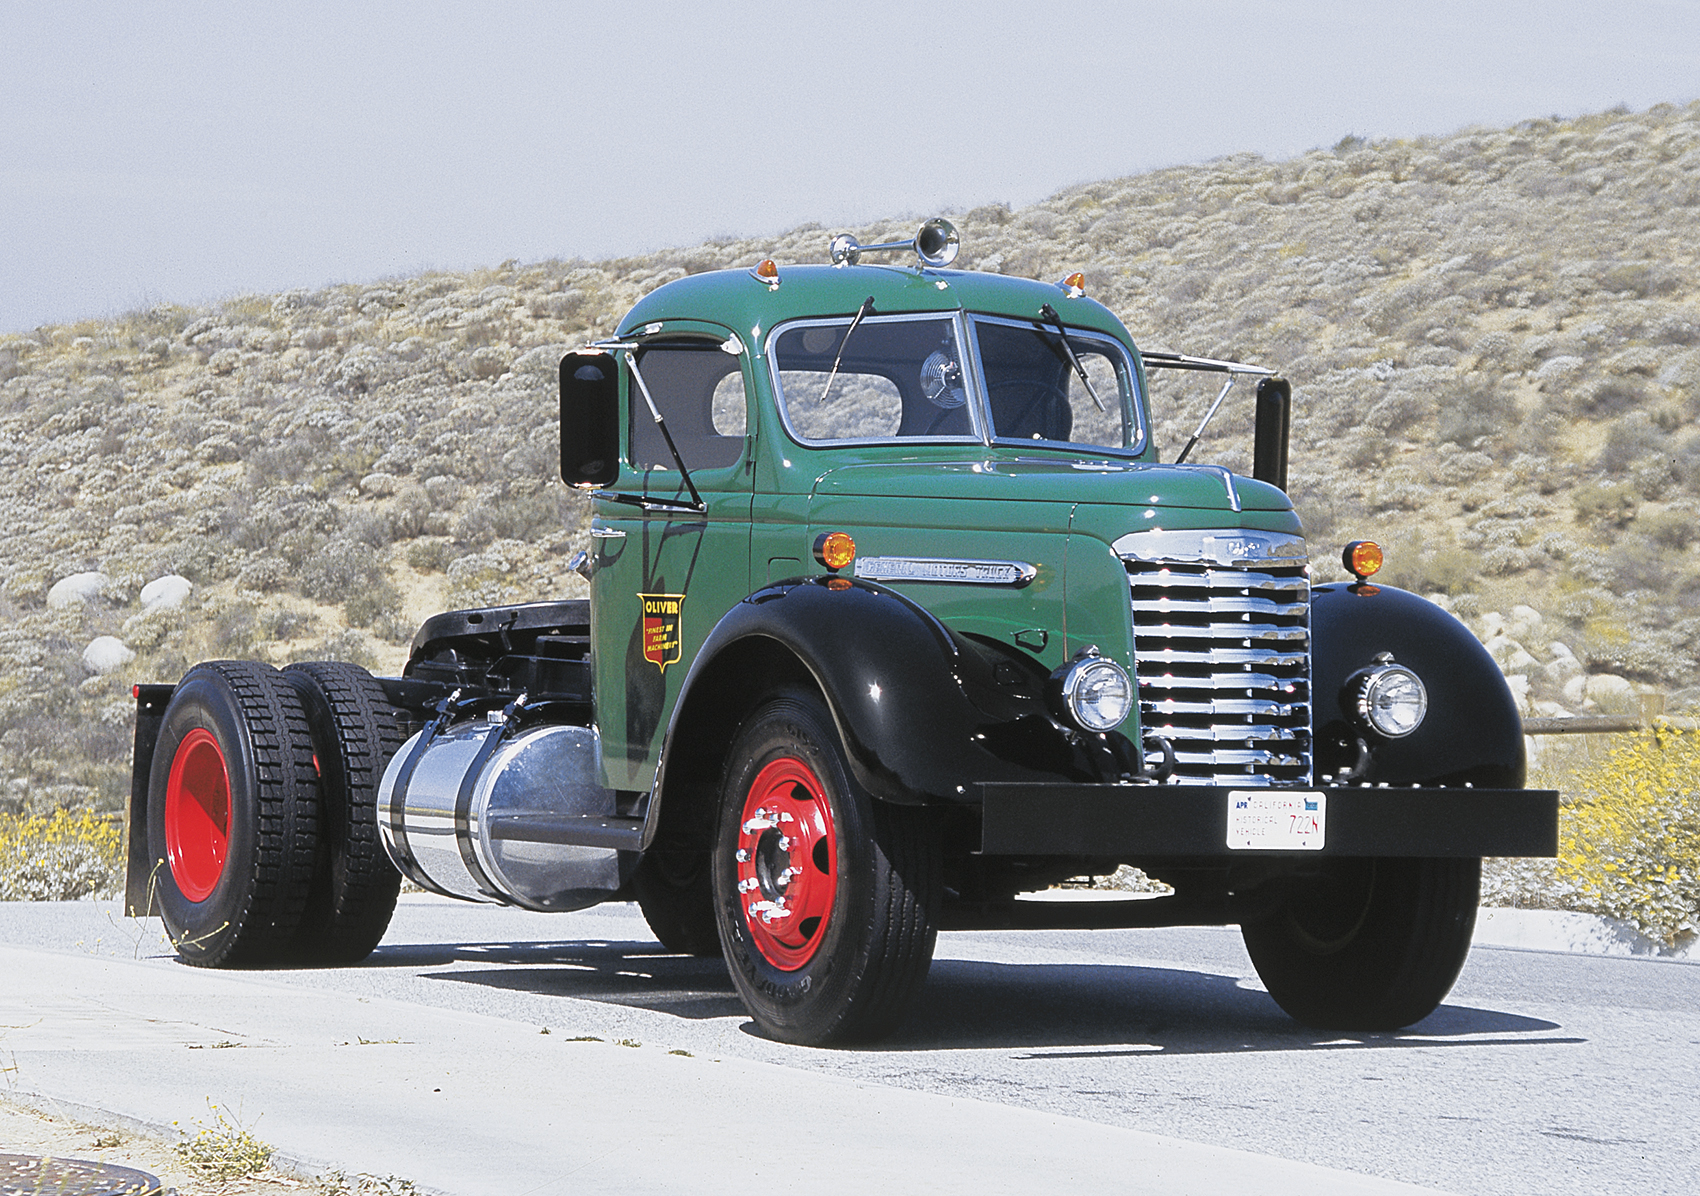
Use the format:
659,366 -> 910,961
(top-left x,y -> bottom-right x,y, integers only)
283,662 -> 404,963
146,661 -> 320,967
1241,856 -> 1481,1030
633,846 -> 721,956
712,690 -> 939,1045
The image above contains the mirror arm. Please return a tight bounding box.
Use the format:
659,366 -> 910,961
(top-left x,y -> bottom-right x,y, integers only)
624,350 -> 706,512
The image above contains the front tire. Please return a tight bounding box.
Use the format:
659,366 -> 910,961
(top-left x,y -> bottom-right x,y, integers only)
146,661 -> 320,967
1241,856 -> 1481,1030
712,690 -> 939,1045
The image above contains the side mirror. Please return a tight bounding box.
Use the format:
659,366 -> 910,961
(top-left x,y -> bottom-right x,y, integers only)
560,351 -> 619,486
1253,377 -> 1290,492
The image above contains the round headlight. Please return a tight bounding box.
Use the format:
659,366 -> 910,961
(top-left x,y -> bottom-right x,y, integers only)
1355,664 -> 1428,738
1054,653 -> 1133,733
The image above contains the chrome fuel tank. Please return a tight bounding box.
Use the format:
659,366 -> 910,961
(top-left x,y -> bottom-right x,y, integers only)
377,717 -> 633,911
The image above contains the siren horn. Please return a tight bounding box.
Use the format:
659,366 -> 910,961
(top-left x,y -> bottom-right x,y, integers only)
829,217 -> 960,268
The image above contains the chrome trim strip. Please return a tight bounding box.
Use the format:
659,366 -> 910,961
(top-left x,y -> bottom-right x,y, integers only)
1114,528 -> 1308,566
855,556 -> 1037,587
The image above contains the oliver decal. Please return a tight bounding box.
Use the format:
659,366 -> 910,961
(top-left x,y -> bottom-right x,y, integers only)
639,593 -> 686,672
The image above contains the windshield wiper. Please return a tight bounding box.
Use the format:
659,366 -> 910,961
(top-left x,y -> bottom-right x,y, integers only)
623,348 -> 706,512
819,296 -> 876,403
1038,303 -> 1105,414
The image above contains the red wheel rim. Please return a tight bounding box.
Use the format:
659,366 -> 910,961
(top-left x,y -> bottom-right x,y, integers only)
735,757 -> 838,970
164,728 -> 231,902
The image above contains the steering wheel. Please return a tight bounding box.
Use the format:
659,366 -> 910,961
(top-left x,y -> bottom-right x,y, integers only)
987,379 -> 1072,442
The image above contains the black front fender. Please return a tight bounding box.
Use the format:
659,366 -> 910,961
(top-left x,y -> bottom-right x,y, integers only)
663,577 -> 1118,806
1311,583 -> 1525,788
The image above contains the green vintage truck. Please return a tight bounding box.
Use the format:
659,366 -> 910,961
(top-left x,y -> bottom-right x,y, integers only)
128,221 -> 1557,1045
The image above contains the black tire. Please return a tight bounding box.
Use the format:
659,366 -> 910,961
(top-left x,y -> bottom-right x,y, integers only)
282,662 -> 405,964
1240,856 -> 1482,1030
712,689 -> 939,1045
633,846 -> 722,957
145,661 -> 320,967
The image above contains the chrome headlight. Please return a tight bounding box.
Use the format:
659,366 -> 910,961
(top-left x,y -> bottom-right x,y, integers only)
1353,663 -> 1428,738
1051,650 -> 1133,733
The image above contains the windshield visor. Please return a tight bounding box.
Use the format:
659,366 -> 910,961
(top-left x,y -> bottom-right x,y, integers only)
973,316 -> 1141,453
771,315 -> 981,444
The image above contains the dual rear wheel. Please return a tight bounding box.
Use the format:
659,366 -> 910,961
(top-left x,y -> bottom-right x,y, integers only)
147,660 -> 402,967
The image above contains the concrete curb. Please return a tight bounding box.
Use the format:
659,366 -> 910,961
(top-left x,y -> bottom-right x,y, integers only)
1473,906 -> 1695,961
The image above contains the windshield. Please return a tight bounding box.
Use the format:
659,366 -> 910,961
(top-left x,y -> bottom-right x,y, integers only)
770,311 -> 1140,452
771,315 -> 979,443
972,315 -> 1139,452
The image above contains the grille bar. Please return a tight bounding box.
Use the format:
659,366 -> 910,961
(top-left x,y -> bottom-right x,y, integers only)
1123,547 -> 1311,786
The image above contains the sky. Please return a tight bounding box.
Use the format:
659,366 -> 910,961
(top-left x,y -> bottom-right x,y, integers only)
3,0 -> 1698,333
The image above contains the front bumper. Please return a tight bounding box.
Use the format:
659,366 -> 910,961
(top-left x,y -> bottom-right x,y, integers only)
978,783 -> 1558,858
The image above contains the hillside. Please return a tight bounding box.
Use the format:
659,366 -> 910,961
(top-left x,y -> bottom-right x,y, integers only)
2,100 -> 1698,815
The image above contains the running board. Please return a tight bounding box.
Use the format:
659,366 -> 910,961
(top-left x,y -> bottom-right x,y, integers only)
484,813 -> 646,851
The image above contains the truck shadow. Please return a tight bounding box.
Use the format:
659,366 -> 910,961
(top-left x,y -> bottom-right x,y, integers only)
887,957 -> 1574,1054
365,938 -> 1575,1054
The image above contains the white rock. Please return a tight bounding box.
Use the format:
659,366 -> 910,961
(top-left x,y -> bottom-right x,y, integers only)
1548,640 -> 1578,661
139,574 -> 193,612
1506,604 -> 1546,643
1506,674 -> 1531,712
47,571 -> 109,608
1542,654 -> 1584,687
1477,611 -> 1506,640
82,636 -> 135,674
1563,675 -> 1588,706
1504,646 -> 1540,675
1585,673 -> 1635,707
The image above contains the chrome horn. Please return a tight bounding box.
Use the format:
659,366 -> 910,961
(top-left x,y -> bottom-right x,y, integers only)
829,217 -> 960,268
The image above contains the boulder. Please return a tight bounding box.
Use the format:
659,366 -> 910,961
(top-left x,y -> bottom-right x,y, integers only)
82,636 -> 135,674
1585,674 -> 1636,712
139,574 -> 193,612
47,572 -> 109,609
1506,605 -> 1546,643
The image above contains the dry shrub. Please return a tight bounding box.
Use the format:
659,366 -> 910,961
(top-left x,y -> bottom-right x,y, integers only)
0,808 -> 123,900
1558,728 -> 1700,947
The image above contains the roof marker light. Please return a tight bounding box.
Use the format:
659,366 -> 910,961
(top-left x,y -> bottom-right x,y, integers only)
751,259 -> 781,290
1057,273 -> 1086,299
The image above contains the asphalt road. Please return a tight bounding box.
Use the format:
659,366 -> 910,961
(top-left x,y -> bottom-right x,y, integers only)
4,896 -> 1696,1195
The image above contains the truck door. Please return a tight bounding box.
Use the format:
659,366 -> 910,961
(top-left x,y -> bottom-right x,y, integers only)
590,334 -> 753,792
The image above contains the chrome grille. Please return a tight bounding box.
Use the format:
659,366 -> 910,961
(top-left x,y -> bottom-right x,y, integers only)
1119,536 -> 1311,786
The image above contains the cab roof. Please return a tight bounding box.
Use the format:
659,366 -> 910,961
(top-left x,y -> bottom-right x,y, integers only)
617,263 -> 1137,355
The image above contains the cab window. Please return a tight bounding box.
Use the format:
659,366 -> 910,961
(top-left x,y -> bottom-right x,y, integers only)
628,340 -> 748,470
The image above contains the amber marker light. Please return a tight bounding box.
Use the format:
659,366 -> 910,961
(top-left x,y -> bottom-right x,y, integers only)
750,259 -> 781,289
1057,272 -> 1086,299
813,531 -> 856,572
1343,540 -> 1384,581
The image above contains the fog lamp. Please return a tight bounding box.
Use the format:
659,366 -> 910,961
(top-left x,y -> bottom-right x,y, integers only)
1050,648 -> 1132,733
1353,662 -> 1428,738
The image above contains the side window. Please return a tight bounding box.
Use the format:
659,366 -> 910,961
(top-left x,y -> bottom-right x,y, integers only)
711,372 -> 747,437
629,341 -> 747,471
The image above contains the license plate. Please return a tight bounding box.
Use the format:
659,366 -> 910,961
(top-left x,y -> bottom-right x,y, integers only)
1227,790 -> 1326,850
